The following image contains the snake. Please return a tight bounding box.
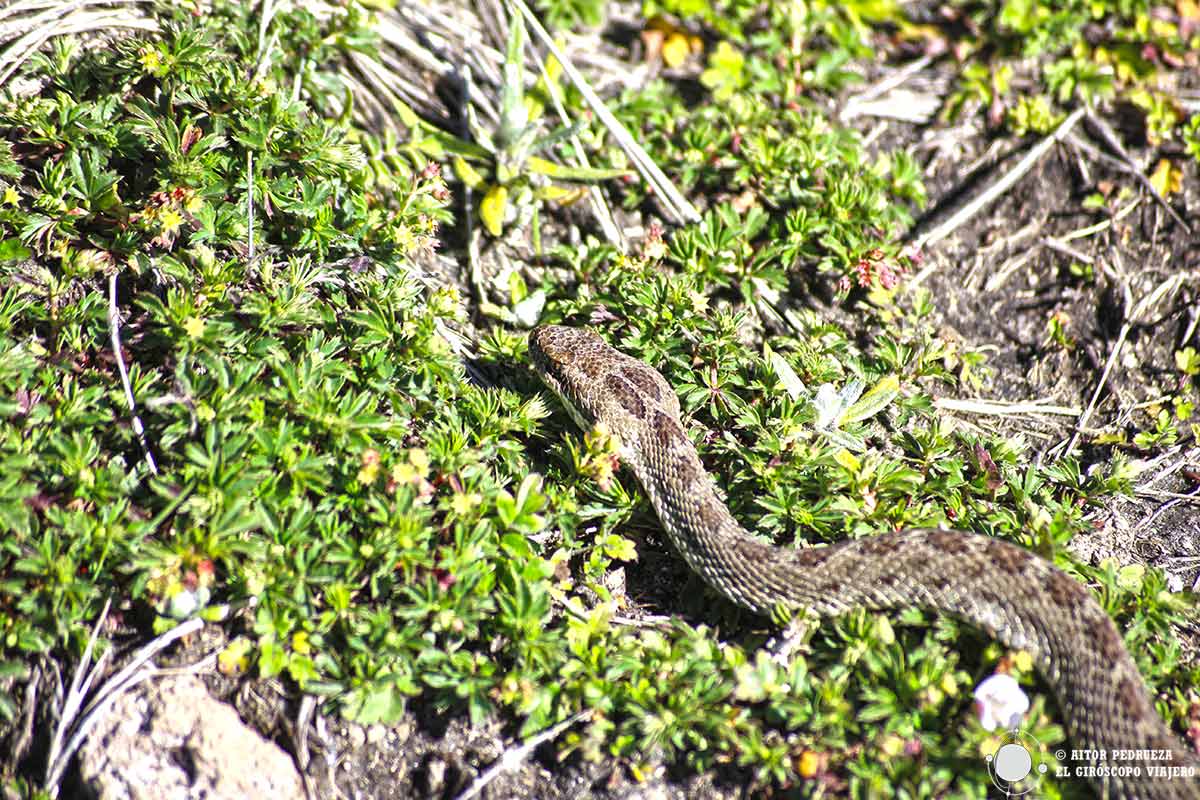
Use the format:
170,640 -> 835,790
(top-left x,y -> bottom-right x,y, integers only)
529,324 -> 1199,799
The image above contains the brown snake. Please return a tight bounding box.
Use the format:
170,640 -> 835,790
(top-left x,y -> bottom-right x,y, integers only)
530,324 -> 1199,799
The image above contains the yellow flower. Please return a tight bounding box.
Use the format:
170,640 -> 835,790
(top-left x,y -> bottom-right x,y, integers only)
182,315 -> 206,339
217,639 -> 251,675
798,750 -> 821,778
139,48 -> 164,75
357,448 -> 381,484
391,461 -> 417,485
395,225 -> 417,252
291,631 -> 311,655
389,448 -> 430,488
879,733 -> 906,758
430,286 -> 462,318
451,491 -> 482,515
159,208 -> 184,237
2,186 -> 18,206
661,32 -> 692,68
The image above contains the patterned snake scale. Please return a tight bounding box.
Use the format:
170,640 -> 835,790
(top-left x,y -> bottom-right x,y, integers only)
530,325 -> 1199,800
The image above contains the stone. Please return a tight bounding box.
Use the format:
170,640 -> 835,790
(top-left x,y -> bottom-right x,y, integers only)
78,674 -> 304,800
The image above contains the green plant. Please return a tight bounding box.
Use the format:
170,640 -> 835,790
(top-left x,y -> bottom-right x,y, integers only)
614,88 -> 923,289
1,2 -> 1196,796
1044,310 -> 1075,351
1129,88 -> 1182,145
535,0 -> 606,29
451,13 -> 627,238
997,0 -> 1089,57
1043,56 -> 1116,104
1176,347 -> 1200,377
1133,408 -> 1179,450
699,41 -> 748,102
1007,94 -> 1060,136
1185,115 -> 1200,163
944,62 -> 1012,122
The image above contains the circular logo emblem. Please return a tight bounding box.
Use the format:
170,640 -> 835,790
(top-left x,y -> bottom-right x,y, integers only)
984,730 -> 1048,796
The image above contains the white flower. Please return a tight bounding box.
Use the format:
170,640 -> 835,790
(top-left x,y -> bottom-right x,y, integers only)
974,674 -> 1030,732
165,588 -> 199,619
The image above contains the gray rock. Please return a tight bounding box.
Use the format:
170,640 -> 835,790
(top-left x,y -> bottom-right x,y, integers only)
78,674 -> 304,800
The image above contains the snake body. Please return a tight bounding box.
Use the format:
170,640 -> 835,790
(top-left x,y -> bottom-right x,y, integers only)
530,324 -> 1199,800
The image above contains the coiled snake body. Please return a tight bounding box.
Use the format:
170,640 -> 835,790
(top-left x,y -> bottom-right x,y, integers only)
530,324 -> 1199,800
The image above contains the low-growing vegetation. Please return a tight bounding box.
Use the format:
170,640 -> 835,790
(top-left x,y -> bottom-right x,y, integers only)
1,0 -> 1197,797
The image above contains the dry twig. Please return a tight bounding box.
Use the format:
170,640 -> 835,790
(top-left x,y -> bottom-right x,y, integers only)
934,397 -> 1081,417
108,273 -> 158,475
45,612 -> 204,795
453,710 -> 592,800
510,0 -> 699,225
907,107 -> 1086,286
1064,272 -> 1190,457
1083,111 -> 1190,233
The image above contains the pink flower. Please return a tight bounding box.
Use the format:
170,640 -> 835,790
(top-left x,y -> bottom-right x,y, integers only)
856,258 -> 873,287
877,262 -> 899,290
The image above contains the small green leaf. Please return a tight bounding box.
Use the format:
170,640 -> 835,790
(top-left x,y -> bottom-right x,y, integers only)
833,448 -> 861,472
602,534 -> 638,562
391,95 -> 422,129
497,12 -> 530,149
345,682 -> 410,725
531,183 -> 585,203
842,374 -> 899,424
0,238 -> 31,262
826,429 -> 866,452
1116,564 -> 1145,593
699,41 -> 746,101
525,156 -> 630,182
453,156 -> 487,190
1175,347 -> 1200,376
766,344 -> 808,401
417,130 -> 492,161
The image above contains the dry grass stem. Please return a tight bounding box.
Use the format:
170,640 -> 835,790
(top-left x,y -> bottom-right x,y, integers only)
934,397 -> 1081,416
908,106 -> 1086,272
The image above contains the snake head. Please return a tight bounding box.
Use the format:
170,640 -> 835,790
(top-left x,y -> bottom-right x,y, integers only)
528,325 -> 609,428
530,324 -> 682,434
